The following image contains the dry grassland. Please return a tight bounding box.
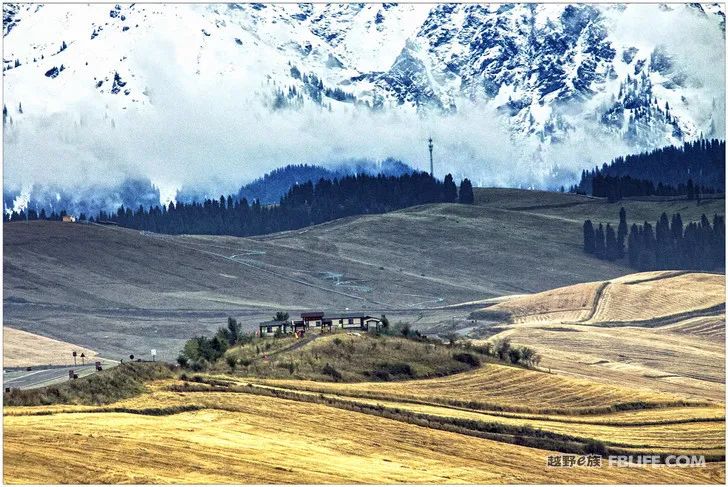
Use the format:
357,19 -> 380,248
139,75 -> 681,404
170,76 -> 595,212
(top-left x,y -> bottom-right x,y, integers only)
477,272 -> 724,326
3,327 -> 97,367
588,272 -> 724,324
4,388 -> 725,484
483,281 -> 603,323
474,272 -> 725,401
660,315 -> 726,339
257,362 -> 700,413
207,384 -> 722,456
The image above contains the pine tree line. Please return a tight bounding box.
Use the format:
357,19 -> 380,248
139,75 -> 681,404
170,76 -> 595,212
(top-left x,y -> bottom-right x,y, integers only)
584,209 -> 724,271
3,208 -> 74,222
573,139 -> 725,201
91,172 -> 475,236
586,174 -> 717,203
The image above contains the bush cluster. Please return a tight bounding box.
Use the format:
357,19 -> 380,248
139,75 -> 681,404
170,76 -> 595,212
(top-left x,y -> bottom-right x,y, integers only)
4,362 -> 174,406
472,338 -> 541,368
177,317 -> 254,370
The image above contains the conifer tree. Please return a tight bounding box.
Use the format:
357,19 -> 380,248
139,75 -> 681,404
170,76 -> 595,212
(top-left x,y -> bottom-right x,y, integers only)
617,207 -> 628,258
594,223 -> 606,259
655,212 -> 671,269
583,220 -> 595,254
605,224 -> 618,261
687,179 -> 695,200
627,223 -> 640,267
458,178 -> 474,204
443,174 -> 458,203
711,214 -> 725,269
671,213 -> 683,242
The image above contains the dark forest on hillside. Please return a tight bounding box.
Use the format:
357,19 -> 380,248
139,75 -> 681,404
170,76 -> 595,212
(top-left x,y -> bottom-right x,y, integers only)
175,159 -> 415,206
3,172 -> 474,236
573,139 -> 725,201
86,172 -> 475,236
584,208 -> 725,272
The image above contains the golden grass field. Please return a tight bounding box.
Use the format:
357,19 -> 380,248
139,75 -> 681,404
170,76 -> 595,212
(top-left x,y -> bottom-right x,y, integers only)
255,362 -> 700,412
3,327 -> 97,367
483,281 -> 604,323
3,271 -> 725,484
483,271 -> 724,325
589,272 -> 725,324
477,272 -> 725,400
4,385 -> 725,484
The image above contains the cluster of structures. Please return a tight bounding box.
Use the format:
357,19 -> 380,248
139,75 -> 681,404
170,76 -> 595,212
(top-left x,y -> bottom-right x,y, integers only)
259,311 -> 383,337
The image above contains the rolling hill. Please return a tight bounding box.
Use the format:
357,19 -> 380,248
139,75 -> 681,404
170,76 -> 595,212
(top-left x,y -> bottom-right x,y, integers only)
3,188 -> 723,361
470,271 -> 725,401
5,388 -> 724,484
3,341 -> 725,483
3,327 -> 97,368
3,199 -> 725,483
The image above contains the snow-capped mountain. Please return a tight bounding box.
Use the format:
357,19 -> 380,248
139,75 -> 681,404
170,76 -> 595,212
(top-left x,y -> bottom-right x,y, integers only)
2,3 -> 726,200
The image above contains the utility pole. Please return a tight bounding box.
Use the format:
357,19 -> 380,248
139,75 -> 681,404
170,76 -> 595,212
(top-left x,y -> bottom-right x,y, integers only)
428,137 -> 434,178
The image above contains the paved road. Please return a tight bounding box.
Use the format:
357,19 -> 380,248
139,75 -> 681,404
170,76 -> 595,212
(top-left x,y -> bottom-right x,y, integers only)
4,361 -> 118,390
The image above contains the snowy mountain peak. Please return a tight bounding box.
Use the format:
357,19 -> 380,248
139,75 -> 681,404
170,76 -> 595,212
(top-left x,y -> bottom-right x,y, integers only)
3,3 -> 725,194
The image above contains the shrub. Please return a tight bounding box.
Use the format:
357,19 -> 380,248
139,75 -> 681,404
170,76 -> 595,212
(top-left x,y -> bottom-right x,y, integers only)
190,358 -> 208,372
444,332 -> 460,347
322,363 -> 342,381
452,352 -> 480,367
374,362 -> 414,378
380,314 -> 390,329
494,338 -> 512,361
371,370 -> 391,381
225,355 -> 237,370
278,361 -> 295,374
585,439 -> 609,456
467,309 -> 513,322
519,346 -> 540,367
3,362 -> 174,406
508,347 -> 522,364
176,355 -> 189,368
473,342 -> 493,356
180,335 -> 228,364
399,323 -> 412,338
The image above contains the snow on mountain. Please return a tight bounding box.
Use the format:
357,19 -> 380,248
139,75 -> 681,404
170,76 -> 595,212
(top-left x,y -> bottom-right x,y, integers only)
2,2 -> 725,204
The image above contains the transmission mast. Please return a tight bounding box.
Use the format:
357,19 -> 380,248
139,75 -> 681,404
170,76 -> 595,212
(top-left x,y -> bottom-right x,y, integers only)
428,137 -> 434,177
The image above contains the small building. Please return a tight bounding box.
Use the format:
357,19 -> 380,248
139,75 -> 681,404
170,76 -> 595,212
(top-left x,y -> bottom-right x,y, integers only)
363,316 -> 384,331
62,215 -> 76,223
326,312 -> 383,331
262,312 -> 384,337
300,311 -> 324,328
259,320 -> 291,337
